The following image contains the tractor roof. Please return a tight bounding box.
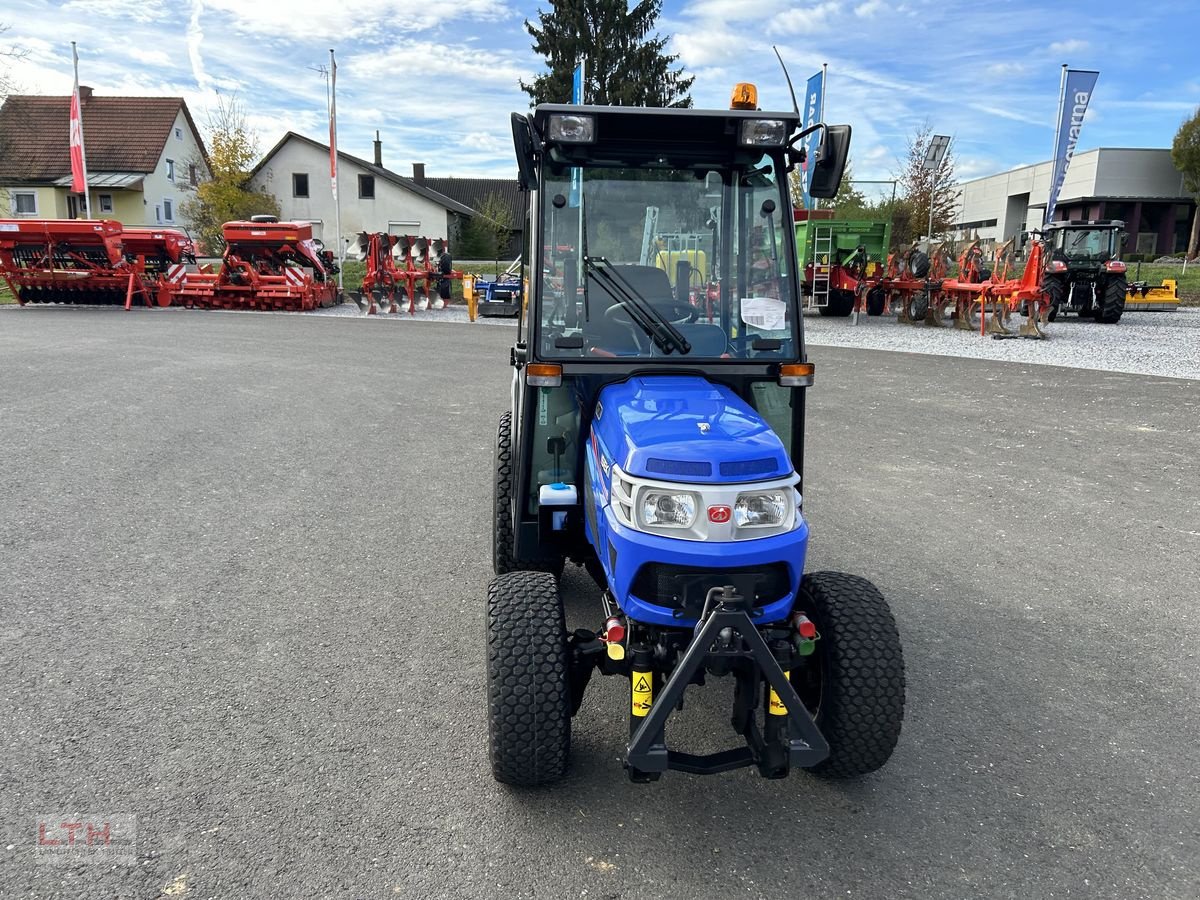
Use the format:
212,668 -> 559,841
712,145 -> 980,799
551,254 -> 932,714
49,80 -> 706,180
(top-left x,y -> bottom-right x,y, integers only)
1045,219 -> 1125,230
532,103 -> 801,166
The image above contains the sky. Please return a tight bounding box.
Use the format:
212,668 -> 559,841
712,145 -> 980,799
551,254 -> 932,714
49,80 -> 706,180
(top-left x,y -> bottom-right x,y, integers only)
2,0 -> 1198,199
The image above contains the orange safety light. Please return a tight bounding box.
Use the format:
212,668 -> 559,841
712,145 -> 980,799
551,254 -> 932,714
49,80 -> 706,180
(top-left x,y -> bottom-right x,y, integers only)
730,83 -> 758,110
779,362 -> 815,387
526,363 -> 563,387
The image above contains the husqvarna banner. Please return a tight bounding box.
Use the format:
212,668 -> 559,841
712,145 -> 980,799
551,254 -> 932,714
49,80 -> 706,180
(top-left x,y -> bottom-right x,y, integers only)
800,69 -> 824,210
1045,68 -> 1099,226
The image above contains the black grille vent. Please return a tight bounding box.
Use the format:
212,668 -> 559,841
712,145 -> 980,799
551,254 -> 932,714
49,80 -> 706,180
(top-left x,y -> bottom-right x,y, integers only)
630,562 -> 792,613
719,457 -> 778,478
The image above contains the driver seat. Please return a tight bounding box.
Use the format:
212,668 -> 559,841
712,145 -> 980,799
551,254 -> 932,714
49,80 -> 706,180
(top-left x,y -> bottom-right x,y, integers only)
585,265 -> 678,355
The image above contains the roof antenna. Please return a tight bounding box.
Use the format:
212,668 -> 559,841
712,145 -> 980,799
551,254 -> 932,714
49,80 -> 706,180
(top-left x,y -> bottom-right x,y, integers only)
773,45 -> 799,116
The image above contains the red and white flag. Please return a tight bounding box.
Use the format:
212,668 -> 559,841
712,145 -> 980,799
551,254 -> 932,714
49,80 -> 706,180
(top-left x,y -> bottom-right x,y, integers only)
69,44 -> 88,197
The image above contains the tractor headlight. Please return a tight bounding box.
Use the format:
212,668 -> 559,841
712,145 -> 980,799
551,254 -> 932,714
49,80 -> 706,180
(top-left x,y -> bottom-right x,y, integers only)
640,491 -> 698,529
739,119 -> 788,147
734,490 -> 789,528
548,114 -> 596,143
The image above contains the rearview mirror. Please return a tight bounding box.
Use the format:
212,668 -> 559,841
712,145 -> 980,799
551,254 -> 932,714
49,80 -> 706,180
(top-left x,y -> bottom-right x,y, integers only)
511,113 -> 537,192
808,124 -> 851,199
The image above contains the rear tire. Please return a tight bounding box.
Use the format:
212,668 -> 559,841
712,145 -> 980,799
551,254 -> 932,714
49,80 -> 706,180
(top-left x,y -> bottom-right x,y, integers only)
487,571 -> 571,785
792,571 -> 905,779
1096,276 -> 1126,324
493,412 -> 564,577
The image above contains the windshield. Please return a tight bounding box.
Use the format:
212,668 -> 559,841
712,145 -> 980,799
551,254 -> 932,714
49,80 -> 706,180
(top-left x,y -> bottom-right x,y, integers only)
1055,228 -> 1115,260
536,155 -> 796,360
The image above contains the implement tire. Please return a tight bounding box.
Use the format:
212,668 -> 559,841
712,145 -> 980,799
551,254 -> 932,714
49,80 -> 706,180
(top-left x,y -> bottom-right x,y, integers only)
1096,275 -> 1126,324
907,289 -> 930,322
494,412 -> 563,577
792,571 -> 905,779
487,571 -> 571,786
866,286 -> 886,316
818,289 -> 855,317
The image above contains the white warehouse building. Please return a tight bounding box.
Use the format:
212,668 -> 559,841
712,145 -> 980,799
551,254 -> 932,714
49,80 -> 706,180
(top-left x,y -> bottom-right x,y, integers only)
952,148 -> 1194,257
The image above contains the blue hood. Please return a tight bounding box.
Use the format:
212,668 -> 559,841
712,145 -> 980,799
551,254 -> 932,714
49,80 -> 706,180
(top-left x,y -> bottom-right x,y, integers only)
591,376 -> 792,484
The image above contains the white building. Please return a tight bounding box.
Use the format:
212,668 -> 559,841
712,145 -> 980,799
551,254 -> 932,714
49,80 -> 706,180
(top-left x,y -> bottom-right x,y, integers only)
953,148 -> 1194,256
248,132 -> 474,251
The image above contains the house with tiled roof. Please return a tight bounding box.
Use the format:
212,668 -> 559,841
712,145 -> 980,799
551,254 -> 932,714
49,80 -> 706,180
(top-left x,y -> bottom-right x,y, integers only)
0,87 -> 210,226
414,169 -> 524,258
248,132 -> 475,250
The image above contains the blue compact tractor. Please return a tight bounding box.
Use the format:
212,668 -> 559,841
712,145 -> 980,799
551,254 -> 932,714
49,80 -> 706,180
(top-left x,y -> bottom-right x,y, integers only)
489,89 -> 904,784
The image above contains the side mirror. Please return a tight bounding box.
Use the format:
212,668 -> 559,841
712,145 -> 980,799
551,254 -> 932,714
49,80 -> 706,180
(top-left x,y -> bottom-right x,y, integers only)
511,113 -> 537,192
808,124 -> 851,199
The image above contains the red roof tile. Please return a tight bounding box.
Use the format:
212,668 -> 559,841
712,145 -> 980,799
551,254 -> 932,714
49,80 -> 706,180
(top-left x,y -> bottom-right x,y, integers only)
0,91 -> 206,182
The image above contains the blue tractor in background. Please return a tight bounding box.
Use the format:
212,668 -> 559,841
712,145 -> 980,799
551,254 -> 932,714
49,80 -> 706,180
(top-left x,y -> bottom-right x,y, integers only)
489,89 -> 905,784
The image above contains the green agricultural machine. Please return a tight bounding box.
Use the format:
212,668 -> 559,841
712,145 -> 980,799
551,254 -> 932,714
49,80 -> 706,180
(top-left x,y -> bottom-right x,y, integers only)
795,214 -> 891,316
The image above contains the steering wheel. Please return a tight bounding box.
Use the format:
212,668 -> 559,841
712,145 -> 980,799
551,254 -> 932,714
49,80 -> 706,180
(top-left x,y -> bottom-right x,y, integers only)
603,299 -> 697,325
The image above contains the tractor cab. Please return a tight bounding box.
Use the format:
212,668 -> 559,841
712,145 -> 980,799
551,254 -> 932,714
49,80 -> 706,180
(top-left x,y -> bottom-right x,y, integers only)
1046,219 -> 1125,266
488,91 -> 904,787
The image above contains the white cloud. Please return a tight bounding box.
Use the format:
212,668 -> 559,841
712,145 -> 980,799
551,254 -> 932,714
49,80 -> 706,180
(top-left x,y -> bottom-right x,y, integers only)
202,0 -> 511,42
769,3 -> 840,36
62,0 -> 167,24
1048,39 -> 1089,55
854,0 -> 886,17
985,61 -> 1028,78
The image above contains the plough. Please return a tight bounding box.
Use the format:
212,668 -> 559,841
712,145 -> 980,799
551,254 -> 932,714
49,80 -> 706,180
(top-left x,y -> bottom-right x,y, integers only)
850,236 -> 1054,338
173,219 -> 342,312
346,232 -> 463,315
0,218 -> 195,308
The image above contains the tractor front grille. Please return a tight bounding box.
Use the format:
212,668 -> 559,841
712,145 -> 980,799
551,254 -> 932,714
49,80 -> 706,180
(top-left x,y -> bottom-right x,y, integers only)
630,562 -> 792,614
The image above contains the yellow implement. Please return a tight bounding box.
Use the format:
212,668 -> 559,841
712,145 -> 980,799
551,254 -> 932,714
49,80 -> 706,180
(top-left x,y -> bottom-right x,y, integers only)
1126,279 -> 1179,311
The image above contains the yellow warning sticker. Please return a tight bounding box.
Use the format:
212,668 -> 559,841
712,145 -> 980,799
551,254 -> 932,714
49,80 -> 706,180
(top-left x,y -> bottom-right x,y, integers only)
631,673 -> 653,717
769,672 -> 790,716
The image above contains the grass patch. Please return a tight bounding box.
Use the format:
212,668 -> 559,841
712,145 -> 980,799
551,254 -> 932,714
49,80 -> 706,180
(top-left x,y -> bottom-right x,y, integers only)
0,281 -> 15,305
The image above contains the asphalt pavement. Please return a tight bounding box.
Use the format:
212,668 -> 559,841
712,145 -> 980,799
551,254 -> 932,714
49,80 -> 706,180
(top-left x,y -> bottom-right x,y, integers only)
1,307 -> 1197,899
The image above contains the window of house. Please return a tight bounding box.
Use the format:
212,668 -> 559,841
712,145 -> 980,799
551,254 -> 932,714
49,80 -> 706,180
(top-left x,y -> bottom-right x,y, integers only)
13,191 -> 38,215
99,194 -> 113,213
163,199 -> 173,222
155,205 -> 162,224
358,174 -> 375,199
166,159 -> 175,181
189,163 -> 198,186
175,127 -> 183,140
293,173 -> 309,198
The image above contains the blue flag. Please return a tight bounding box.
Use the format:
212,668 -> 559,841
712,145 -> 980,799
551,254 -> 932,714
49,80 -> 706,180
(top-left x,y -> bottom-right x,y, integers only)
1045,69 -> 1099,226
569,61 -> 585,208
800,70 -> 824,210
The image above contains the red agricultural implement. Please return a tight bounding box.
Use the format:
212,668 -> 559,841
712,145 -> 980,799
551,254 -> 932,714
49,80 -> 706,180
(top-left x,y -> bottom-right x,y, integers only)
0,218 -> 195,308
348,232 -> 464,315
173,219 -> 342,312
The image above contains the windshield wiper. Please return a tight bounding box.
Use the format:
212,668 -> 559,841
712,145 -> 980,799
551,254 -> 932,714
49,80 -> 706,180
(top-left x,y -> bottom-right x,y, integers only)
585,256 -> 692,355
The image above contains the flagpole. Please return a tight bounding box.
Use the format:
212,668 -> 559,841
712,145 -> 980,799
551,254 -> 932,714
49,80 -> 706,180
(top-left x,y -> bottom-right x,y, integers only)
329,48 -> 343,290
71,42 -> 92,219
1045,63 -> 1067,227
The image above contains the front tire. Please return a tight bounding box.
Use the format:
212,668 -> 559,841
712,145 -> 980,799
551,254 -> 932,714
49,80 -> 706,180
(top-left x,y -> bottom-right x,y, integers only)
792,571 -> 905,778
1096,275 -> 1126,324
487,571 -> 571,786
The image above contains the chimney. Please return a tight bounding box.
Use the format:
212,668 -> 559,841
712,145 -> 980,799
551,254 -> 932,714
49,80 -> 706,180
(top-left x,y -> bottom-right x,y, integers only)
412,162 -> 426,185
78,85 -> 93,103
373,130 -> 382,167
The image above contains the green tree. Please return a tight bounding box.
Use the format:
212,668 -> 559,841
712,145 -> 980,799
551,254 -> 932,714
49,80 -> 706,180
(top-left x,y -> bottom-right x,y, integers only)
1171,107 -> 1200,259
897,121 -> 959,241
521,0 -> 693,108
180,94 -> 279,254
459,193 -> 516,271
